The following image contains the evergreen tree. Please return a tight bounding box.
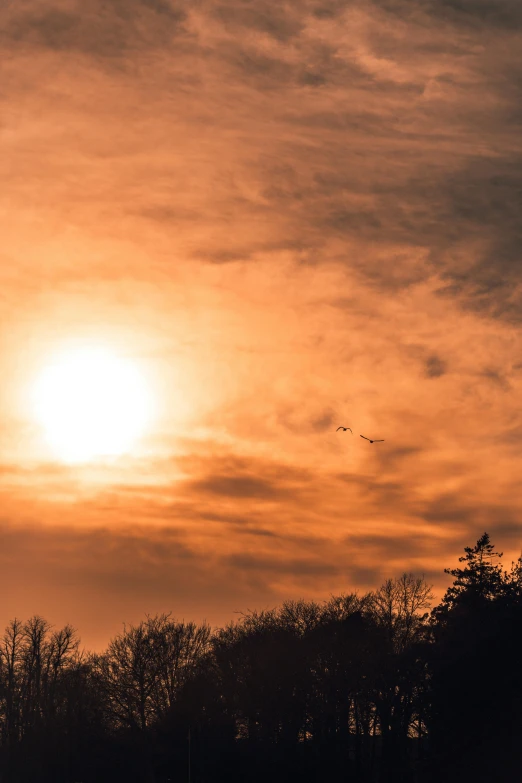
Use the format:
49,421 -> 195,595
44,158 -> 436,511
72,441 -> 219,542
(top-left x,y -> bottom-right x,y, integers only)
425,533 -> 522,783
432,533 -> 504,625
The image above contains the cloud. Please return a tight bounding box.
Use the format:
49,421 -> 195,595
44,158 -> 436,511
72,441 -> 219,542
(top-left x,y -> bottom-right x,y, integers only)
227,552 -> 340,576
420,493 -> 522,534
347,565 -> 383,585
425,355 -> 447,378
0,519 -> 278,646
2,0 -> 522,647
190,474 -> 286,500
2,0 -> 521,325
424,0 -> 522,29
2,0 -> 188,58
347,531 -> 440,560
211,1 -> 304,41
480,367 -> 511,390
180,454 -> 313,501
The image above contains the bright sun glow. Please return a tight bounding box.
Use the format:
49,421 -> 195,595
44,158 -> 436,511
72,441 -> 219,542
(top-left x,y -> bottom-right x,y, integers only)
32,346 -> 154,463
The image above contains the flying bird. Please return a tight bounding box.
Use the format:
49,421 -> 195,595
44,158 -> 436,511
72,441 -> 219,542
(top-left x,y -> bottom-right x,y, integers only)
336,426 -> 353,433
360,435 -> 384,443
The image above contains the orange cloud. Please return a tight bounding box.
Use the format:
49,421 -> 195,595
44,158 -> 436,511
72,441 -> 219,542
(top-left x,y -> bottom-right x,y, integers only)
1,0 -> 521,647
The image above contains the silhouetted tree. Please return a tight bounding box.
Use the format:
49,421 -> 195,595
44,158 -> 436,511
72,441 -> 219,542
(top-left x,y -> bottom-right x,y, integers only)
365,575 -> 433,783
93,614 -> 211,783
0,616 -> 84,782
432,533 -> 504,627
426,533 -> 522,783
1,533 -> 522,783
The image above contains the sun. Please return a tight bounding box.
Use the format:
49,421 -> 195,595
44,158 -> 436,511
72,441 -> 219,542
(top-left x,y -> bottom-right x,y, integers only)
32,345 -> 154,463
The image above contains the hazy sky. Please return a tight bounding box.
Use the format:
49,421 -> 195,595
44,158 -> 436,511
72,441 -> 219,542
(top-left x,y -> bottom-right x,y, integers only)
1,0 -> 522,648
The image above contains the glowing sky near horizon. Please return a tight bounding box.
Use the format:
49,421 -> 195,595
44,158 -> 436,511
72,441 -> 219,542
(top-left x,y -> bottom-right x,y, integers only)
1,0 -> 522,648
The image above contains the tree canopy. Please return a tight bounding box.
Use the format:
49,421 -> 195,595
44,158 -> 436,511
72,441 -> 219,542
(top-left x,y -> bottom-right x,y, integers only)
0,533 -> 521,782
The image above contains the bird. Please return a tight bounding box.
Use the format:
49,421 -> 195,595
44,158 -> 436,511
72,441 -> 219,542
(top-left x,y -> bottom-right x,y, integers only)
336,426 -> 353,433
360,435 -> 384,443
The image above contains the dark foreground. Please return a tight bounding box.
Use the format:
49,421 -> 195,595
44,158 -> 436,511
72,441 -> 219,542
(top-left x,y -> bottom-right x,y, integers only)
1,533 -> 521,783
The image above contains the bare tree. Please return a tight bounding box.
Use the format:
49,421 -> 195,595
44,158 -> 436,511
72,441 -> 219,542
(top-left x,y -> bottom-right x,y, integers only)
368,573 -> 433,652
94,614 -> 211,733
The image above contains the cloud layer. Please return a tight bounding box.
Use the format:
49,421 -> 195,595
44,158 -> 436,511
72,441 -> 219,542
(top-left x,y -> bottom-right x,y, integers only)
1,0 -> 521,647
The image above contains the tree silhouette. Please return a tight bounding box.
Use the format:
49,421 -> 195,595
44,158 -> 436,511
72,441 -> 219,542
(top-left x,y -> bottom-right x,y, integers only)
0,616 -> 84,782
434,533 -> 504,623
0,535 -> 521,782
426,533 -> 522,783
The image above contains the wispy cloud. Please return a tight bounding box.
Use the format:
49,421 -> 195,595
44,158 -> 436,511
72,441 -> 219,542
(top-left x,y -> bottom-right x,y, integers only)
1,0 -> 521,646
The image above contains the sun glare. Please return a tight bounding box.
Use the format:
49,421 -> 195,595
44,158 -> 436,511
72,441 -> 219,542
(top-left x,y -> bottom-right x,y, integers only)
32,346 -> 154,463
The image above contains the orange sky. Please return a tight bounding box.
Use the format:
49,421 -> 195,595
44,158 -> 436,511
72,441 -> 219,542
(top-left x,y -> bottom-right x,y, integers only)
1,0 -> 522,649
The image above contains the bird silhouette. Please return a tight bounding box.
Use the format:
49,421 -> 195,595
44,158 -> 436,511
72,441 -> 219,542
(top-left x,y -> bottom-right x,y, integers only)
336,426 -> 353,433
360,435 -> 384,443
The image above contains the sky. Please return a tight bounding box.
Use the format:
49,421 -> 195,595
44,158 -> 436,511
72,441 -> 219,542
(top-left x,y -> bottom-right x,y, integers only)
1,0 -> 522,649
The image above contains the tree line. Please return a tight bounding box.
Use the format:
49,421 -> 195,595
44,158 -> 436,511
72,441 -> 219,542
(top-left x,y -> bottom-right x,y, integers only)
0,532 -> 521,782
